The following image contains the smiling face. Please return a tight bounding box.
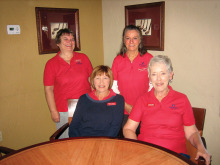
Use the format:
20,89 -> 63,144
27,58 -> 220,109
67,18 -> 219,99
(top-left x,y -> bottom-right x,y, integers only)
94,73 -> 110,94
149,62 -> 173,94
124,30 -> 140,52
57,33 -> 75,52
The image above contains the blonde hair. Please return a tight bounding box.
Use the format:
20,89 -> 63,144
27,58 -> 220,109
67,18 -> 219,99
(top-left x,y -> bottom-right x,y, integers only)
90,65 -> 113,90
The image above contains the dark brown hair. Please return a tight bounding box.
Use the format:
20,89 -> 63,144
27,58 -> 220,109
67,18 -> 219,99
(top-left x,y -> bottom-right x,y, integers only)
118,25 -> 147,57
55,28 -> 75,44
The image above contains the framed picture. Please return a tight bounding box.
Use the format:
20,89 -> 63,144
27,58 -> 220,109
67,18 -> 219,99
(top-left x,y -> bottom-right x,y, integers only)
35,7 -> 80,54
125,1 -> 165,51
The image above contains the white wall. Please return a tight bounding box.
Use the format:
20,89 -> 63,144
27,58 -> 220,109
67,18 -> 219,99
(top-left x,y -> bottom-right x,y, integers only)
102,0 -> 220,164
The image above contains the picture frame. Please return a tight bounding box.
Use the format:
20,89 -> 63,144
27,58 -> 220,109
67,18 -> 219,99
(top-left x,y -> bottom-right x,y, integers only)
35,7 -> 80,55
125,1 -> 165,51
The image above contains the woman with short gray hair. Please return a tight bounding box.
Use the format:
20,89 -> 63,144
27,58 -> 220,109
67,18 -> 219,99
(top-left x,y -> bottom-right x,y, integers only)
123,55 -> 211,164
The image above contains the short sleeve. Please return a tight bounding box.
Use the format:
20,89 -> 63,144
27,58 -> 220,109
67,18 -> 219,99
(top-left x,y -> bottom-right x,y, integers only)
111,57 -> 118,81
43,61 -> 55,86
129,96 -> 145,122
84,55 -> 93,76
182,96 -> 195,126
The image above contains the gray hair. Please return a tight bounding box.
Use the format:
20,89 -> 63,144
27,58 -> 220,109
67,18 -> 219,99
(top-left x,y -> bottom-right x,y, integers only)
148,55 -> 173,75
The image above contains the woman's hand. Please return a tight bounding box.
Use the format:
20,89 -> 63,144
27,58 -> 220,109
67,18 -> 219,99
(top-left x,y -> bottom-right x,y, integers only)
50,110 -> 60,123
125,102 -> 133,114
44,86 -> 60,123
195,148 -> 211,165
184,125 -> 211,165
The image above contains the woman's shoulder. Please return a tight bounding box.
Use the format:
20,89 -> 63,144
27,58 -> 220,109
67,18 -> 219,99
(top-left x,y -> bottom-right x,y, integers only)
175,90 -> 188,97
78,93 -> 89,101
170,88 -> 189,100
74,52 -> 88,58
114,54 -> 124,60
112,55 -> 125,65
74,52 -> 91,62
141,52 -> 153,59
45,54 -> 60,67
115,94 -> 125,101
134,92 -> 151,105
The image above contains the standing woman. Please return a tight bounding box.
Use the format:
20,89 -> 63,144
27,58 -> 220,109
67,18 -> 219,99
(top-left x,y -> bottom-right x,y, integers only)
44,29 -> 93,138
111,25 -> 153,127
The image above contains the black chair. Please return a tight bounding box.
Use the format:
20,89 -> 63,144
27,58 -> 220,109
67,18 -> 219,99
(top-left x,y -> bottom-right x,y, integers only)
0,146 -> 16,158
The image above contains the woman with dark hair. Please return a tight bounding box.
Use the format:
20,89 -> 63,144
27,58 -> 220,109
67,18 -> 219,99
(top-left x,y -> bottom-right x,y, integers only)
69,65 -> 124,138
44,28 -> 93,138
111,25 -> 153,128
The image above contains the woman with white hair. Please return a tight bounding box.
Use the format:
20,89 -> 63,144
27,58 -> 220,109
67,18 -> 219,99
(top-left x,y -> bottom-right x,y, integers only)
123,55 -> 211,165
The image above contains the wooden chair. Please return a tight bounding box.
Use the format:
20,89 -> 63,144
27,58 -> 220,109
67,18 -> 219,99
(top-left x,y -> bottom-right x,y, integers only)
50,99 -> 77,141
50,121 -> 70,141
186,107 -> 207,165
0,146 -> 16,158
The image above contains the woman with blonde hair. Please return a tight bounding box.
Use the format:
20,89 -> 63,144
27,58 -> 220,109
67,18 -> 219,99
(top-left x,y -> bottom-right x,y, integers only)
69,65 -> 124,137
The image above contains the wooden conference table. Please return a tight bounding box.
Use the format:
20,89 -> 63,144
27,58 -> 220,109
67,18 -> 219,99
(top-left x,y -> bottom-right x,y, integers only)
0,137 -> 195,165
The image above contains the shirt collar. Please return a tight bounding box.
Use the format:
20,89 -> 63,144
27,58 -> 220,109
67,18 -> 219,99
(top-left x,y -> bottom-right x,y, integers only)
55,51 -> 76,65
150,85 -> 174,100
124,52 -> 141,61
88,89 -> 116,101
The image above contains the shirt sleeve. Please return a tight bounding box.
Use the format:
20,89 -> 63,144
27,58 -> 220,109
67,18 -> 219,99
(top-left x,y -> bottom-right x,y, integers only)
69,96 -> 84,137
84,54 -> 93,76
182,96 -> 195,126
111,57 -> 118,81
129,96 -> 145,122
43,61 -> 55,86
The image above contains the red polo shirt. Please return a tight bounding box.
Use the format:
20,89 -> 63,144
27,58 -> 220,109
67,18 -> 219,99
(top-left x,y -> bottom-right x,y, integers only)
129,86 -> 195,154
111,52 -> 153,114
44,51 -> 93,112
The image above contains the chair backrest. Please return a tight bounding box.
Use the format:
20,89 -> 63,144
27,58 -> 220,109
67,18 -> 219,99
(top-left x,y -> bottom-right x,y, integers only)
69,117 -> 72,124
68,99 -> 78,124
192,107 -> 206,136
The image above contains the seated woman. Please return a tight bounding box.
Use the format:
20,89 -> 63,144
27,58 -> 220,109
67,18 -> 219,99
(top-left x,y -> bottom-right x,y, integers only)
69,65 -> 124,138
123,55 -> 211,165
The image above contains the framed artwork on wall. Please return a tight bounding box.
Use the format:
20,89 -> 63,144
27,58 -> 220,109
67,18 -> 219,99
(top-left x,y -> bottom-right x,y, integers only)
125,1 -> 165,51
35,7 -> 80,55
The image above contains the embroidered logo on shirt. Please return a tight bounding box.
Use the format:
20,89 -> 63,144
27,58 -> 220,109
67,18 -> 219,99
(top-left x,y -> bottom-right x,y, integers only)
107,102 -> 116,106
147,103 -> 155,107
75,59 -> 82,64
169,104 -> 178,110
138,62 -> 148,71
139,62 -> 147,67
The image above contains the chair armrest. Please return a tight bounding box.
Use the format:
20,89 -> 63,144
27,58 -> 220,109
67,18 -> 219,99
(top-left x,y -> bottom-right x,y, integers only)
186,136 -> 208,165
197,137 -> 208,165
0,146 -> 16,157
198,156 -> 206,165
49,123 -> 69,141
